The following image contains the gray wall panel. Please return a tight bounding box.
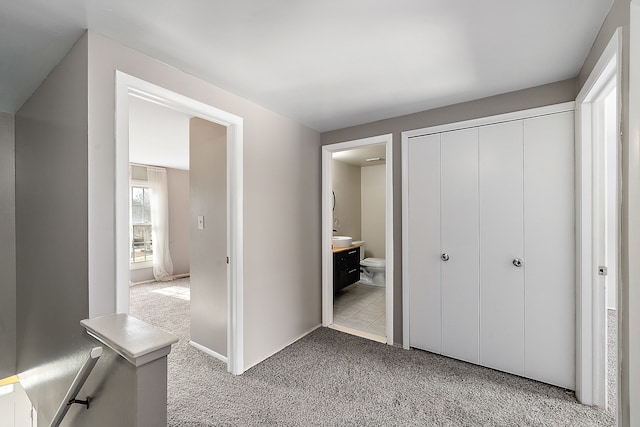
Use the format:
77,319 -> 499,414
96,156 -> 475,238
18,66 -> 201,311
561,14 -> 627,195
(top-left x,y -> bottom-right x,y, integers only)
189,118 -> 227,356
0,112 -> 16,379
14,34 -> 95,425
578,0 -> 629,91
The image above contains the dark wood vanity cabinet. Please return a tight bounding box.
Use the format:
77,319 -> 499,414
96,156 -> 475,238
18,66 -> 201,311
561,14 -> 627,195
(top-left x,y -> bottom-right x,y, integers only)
333,246 -> 360,295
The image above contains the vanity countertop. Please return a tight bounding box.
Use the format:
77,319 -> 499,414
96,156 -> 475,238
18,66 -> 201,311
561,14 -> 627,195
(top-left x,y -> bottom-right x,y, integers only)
332,243 -> 363,253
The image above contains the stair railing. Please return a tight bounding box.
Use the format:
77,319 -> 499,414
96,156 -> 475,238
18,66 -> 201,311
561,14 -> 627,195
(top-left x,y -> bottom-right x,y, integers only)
49,346 -> 103,427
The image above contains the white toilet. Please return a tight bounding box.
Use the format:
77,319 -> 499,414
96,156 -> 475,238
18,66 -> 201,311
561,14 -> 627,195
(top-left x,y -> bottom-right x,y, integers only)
360,257 -> 385,287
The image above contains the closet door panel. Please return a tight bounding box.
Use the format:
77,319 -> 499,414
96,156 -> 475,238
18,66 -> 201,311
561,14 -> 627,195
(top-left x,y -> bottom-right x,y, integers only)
440,128 -> 479,364
407,134 -> 442,353
479,121 -> 525,375
524,111 -> 575,389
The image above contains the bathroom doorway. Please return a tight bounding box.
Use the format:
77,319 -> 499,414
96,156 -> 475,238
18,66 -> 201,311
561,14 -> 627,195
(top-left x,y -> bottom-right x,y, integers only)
321,134 -> 393,345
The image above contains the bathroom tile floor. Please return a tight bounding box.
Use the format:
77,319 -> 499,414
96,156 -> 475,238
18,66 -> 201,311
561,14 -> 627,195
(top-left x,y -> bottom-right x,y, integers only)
333,282 -> 385,337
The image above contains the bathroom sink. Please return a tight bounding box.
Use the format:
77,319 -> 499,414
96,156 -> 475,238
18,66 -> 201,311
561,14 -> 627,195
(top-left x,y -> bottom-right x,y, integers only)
332,236 -> 353,248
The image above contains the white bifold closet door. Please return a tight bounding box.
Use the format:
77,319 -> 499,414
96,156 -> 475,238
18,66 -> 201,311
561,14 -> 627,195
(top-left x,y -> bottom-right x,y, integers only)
407,133 -> 441,354
405,108 -> 575,389
523,111 -> 575,389
479,121 -> 525,376
407,128 -> 480,364
440,128 -> 480,364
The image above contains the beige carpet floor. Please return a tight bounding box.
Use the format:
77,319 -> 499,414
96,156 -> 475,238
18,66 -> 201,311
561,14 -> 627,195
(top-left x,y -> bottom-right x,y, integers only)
130,279 -> 614,426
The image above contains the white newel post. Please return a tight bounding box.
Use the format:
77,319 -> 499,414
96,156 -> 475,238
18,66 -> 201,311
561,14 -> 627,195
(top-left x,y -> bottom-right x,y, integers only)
80,314 -> 178,426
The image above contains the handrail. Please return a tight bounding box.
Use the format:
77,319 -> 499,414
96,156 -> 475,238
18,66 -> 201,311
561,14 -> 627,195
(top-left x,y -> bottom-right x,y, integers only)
49,346 -> 103,427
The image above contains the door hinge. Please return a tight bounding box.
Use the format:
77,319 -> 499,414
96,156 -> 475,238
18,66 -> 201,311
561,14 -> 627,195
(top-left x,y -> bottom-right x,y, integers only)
598,266 -> 608,276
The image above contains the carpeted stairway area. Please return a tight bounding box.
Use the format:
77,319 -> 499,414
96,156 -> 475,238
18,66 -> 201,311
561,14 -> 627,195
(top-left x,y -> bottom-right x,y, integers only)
131,280 -> 614,426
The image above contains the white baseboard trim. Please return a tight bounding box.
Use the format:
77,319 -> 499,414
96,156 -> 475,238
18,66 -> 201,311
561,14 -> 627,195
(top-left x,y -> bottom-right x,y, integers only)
243,324 -> 322,372
189,340 -> 228,364
328,323 -> 386,344
130,273 -> 191,286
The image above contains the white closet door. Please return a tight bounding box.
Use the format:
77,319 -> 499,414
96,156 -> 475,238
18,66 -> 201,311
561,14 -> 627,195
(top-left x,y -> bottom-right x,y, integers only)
440,128 -> 479,364
524,111 -> 575,389
479,120 -> 525,375
407,134 -> 442,353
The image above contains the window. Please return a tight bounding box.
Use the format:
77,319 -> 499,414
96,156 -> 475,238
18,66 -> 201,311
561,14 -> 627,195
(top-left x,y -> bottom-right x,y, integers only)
131,184 -> 153,264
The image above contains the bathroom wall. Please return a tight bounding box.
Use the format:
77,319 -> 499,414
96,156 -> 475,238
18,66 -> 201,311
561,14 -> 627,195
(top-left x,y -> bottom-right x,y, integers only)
0,112 -> 16,379
332,159 -> 361,240
361,164 -> 386,259
189,118 -> 227,357
128,165 -> 190,283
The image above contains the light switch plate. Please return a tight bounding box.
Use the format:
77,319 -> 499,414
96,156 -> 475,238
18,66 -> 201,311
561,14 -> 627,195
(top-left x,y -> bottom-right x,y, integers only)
197,215 -> 205,230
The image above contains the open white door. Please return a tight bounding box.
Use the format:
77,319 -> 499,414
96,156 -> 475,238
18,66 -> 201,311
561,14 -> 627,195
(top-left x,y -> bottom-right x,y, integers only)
575,28 -> 621,409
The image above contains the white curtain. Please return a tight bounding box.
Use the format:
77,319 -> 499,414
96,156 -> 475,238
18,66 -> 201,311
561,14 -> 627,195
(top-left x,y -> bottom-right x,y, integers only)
148,167 -> 174,281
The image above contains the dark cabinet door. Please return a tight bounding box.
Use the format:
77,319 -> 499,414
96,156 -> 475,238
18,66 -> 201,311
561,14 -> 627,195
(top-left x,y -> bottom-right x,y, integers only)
333,247 -> 360,295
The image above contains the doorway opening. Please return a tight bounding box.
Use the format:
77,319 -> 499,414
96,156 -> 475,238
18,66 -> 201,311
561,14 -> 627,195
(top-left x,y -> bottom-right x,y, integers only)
321,134 -> 394,345
576,28 -> 621,414
127,95 -> 230,363
115,72 -> 245,375
127,94 -> 192,289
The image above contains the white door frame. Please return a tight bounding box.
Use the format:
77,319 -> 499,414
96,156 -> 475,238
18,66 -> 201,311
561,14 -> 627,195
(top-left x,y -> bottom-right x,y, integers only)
115,71 -> 245,375
321,134 -> 394,345
575,28 -> 621,407
629,2 -> 640,423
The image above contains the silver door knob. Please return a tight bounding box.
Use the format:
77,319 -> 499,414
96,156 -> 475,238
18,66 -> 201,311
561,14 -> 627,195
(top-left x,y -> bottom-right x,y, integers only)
441,253 -> 450,262
513,258 -> 523,268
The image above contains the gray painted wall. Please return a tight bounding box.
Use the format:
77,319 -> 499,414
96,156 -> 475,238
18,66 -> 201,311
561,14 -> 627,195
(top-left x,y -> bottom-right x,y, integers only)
14,34 -> 96,425
61,345 -> 169,427
167,168 -> 190,276
189,118 -> 227,356
578,0 -> 629,90
57,344 -> 136,427
129,266 -> 154,284
14,32 -> 167,427
332,159 -> 361,240
87,32 -> 322,369
130,164 -> 148,181
0,112 -> 16,379
321,78 -> 578,345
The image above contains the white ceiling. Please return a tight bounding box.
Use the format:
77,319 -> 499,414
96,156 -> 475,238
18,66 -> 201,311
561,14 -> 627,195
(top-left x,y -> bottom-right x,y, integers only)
129,95 -> 192,170
0,0 -> 613,132
333,145 -> 387,168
